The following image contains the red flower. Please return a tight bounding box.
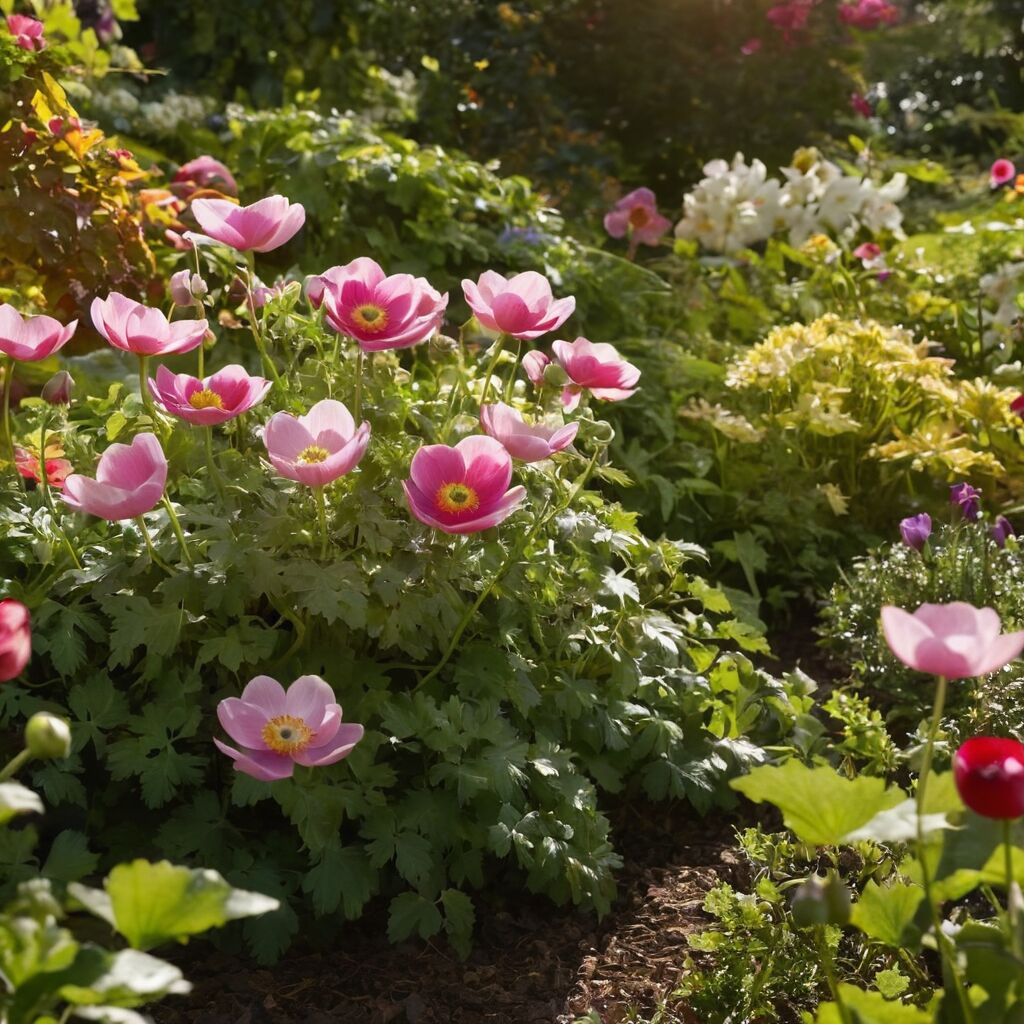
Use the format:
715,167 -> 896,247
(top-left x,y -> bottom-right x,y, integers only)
0,599 -> 30,682
954,737 -> 1024,820
14,447 -> 73,489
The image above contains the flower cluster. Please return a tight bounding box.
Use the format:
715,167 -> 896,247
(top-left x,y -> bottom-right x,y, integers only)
674,150 -> 907,253
837,0 -> 899,29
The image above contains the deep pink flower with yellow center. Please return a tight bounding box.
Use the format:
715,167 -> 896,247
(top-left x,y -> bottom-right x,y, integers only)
461,270 -> 575,341
404,435 -> 526,534
0,305 -> 77,361
91,292 -> 208,357
215,674 -> 364,781
480,402 -> 578,462
309,257 -> 448,352
262,398 -> 370,487
190,195 -> 305,253
551,336 -> 641,411
148,364 -> 271,426
604,188 -> 672,248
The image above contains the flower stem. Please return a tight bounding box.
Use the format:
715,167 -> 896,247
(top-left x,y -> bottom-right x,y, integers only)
204,426 -> 224,496
504,339 -> 523,403
815,929 -> 852,1024
2,355 -> 16,468
0,747 -> 32,782
478,334 -> 507,408
1005,820 -> 1020,957
314,486 -> 329,559
353,348 -> 365,422
245,259 -> 280,384
161,495 -> 194,567
138,355 -> 163,427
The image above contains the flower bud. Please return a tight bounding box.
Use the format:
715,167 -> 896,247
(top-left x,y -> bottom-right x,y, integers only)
541,361 -> 570,388
170,269 -> 207,306
790,873 -> 851,928
429,334 -> 459,358
24,712 -> 71,760
41,370 -> 74,406
899,513 -> 931,552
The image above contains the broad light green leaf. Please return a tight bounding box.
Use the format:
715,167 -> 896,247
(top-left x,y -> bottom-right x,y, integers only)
69,860 -> 279,950
387,891 -> 442,943
60,948 -> 190,1006
730,762 -> 904,846
816,985 -> 933,1023
850,881 -> 924,948
0,781 -> 43,823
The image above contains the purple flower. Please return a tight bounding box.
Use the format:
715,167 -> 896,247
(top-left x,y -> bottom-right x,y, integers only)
992,516 -> 1015,548
950,483 -> 981,522
900,513 -> 931,551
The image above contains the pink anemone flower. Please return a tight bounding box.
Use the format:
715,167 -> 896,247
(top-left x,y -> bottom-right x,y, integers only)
551,337 -> 641,411
0,599 -> 31,683
991,159 -> 1017,188
0,305 -> 77,361
7,14 -> 45,51
91,293 -> 208,356
881,602 -> 1024,679
403,435 -> 526,534
215,675 -> 364,781
62,432 -> 167,521
310,258 -> 448,352
480,402 -> 578,462
462,271 -> 575,340
522,350 -> 551,386
604,188 -> 672,248
263,399 -> 370,486
173,155 -> 238,196
190,195 -> 305,253
149,364 -> 271,426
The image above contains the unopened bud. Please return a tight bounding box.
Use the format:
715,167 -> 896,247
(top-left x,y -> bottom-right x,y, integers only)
429,334 -> 459,358
791,873 -> 851,929
24,712 -> 71,761
170,269 -> 207,307
41,371 -> 74,406
541,362 -> 570,388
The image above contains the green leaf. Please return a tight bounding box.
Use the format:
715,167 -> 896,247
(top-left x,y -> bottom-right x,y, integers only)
873,969 -> 910,1000
730,762 -> 904,846
816,986 -> 932,1023
440,889 -> 475,959
387,891 -> 443,943
69,860 -> 279,950
43,830 -> 99,883
301,844 -> 376,918
0,780 -> 43,823
60,948 -> 189,1006
850,881 -> 924,948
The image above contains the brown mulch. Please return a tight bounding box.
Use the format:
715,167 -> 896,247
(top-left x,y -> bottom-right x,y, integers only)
151,802 -> 743,1024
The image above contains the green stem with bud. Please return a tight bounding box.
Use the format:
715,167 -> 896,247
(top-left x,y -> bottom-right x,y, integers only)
0,748 -> 31,782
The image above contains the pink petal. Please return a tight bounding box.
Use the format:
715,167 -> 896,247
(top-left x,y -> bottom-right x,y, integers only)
284,675 -> 335,722
239,675 -> 288,716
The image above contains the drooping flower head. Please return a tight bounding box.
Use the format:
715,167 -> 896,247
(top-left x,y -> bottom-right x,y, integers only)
954,737 -> 1024,820
991,159 -> 1017,189
881,602 -> 1024,679
480,403 -> 579,462
522,350 -> 551,387
950,482 -> 981,522
550,336 -> 641,411
62,433 -> 167,521
310,258 -> 448,352
992,515 -> 1015,549
149,365 -> 271,427
0,599 -> 31,683
899,513 -> 931,552
7,14 -> 45,51
263,399 -> 370,487
0,305 -> 77,361
462,271 -> 575,340
215,675 -> 364,781
404,436 -> 526,534
191,195 -> 305,253
604,188 -> 672,248
91,293 -> 208,357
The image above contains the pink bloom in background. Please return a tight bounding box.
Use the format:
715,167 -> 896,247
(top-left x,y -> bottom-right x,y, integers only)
173,155 -> 238,196
91,292 -> 208,357
62,432 -> 167,521
0,599 -> 31,683
551,337 -> 641,411
149,364 -> 271,426
404,435 -> 526,534
850,92 -> 873,118
462,271 -> 575,340
522,350 -> 551,386
853,242 -> 882,262
604,188 -> 672,248
251,283 -> 285,309
7,14 -> 45,51
480,402 -> 579,462
191,195 -> 305,253
838,0 -> 899,29
881,602 -> 1024,679
766,0 -> 816,41
740,37 -> 763,55
311,258 -> 448,351
14,447 -> 72,489
991,159 -> 1016,188
215,674 -> 364,782
0,305 -> 77,361
263,399 -> 370,487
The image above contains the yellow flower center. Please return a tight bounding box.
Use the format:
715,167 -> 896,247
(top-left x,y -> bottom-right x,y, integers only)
352,303 -> 389,333
261,715 -> 314,755
188,388 -> 224,410
436,482 -> 480,514
298,445 -> 330,464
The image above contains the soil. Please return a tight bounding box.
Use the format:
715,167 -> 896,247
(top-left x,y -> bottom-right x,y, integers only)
150,801 -> 744,1024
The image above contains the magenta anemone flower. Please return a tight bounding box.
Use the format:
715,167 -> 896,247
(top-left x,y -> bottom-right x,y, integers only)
173,155 -> 238,196
954,737 -> 1024,820
604,188 -> 672,248
991,159 -> 1017,189
149,364 -> 271,426
191,195 -> 305,253
311,258 -> 448,352
881,602 -> 1024,679
215,675 -> 364,782
462,271 -> 575,341
950,482 -> 981,522
403,435 -> 526,534
91,293 -> 208,357
992,516 -> 1015,549
0,305 -> 77,361
899,513 -> 931,551
551,336 -> 641,411
850,92 -> 873,117
263,399 -> 370,487
480,402 -> 578,462
7,14 -> 45,51
62,432 -> 167,521
0,599 -> 31,683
